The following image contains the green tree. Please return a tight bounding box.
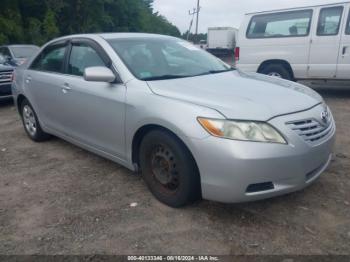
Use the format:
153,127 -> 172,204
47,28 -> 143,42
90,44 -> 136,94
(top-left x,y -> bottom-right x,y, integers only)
43,9 -> 59,41
0,0 -> 181,46
0,0 -> 23,44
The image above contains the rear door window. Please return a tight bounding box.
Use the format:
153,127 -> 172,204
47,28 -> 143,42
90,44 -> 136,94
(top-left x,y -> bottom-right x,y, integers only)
317,6 -> 343,36
30,44 -> 67,73
247,10 -> 313,38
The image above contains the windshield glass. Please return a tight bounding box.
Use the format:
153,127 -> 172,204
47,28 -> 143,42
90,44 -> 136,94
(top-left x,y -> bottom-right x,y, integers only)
10,46 -> 39,59
107,37 -> 233,81
0,54 -> 6,64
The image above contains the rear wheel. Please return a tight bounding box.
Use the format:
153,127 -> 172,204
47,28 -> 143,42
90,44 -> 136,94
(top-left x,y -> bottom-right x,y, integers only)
260,64 -> 293,81
20,99 -> 51,142
139,130 -> 201,207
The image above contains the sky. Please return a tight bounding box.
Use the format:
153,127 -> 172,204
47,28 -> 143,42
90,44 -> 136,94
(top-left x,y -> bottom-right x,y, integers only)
152,0 -> 345,33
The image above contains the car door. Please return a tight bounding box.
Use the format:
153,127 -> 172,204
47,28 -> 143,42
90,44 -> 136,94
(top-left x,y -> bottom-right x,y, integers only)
25,41 -> 70,131
336,4 -> 350,79
308,5 -> 344,78
56,39 -> 126,159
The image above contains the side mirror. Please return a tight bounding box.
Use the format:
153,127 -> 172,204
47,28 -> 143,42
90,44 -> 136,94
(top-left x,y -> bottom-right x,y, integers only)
0,55 -> 5,64
84,66 -> 116,83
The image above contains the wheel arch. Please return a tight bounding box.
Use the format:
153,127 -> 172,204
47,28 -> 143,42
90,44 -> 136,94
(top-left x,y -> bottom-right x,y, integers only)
131,124 -> 199,174
16,94 -> 27,115
257,59 -> 295,80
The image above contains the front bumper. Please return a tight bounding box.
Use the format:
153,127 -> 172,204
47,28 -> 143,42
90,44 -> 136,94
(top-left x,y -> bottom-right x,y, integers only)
190,104 -> 336,203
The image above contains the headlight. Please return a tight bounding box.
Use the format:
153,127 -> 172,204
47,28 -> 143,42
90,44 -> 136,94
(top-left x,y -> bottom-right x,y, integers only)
198,118 -> 287,144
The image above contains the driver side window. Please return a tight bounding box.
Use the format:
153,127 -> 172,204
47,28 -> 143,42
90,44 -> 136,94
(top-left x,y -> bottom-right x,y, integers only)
346,10 -> 350,35
317,6 -> 343,36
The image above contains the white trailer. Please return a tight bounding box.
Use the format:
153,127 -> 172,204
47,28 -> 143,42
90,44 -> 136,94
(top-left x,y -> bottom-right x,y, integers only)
207,27 -> 238,50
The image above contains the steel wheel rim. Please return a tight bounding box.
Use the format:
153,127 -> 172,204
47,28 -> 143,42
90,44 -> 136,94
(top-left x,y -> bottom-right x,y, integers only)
268,72 -> 282,78
150,144 -> 180,193
23,105 -> 37,137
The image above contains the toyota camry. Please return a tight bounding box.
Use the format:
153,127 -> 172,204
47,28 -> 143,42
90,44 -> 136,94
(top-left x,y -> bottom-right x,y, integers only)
12,33 -> 336,207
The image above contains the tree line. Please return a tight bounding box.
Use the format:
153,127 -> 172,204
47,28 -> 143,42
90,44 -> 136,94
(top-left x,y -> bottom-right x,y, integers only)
0,0 -> 181,46
182,31 -> 207,43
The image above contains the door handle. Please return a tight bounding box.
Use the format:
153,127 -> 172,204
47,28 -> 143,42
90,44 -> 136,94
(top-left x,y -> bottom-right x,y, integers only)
62,83 -> 71,94
25,76 -> 32,84
342,46 -> 348,56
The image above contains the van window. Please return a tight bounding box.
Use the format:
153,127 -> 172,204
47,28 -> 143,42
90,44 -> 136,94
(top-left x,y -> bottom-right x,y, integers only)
317,6 -> 343,36
346,11 -> 350,35
247,10 -> 313,39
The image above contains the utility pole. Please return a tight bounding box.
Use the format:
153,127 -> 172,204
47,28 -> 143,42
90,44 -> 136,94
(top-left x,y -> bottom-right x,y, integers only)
187,0 -> 201,43
187,8 -> 196,41
195,0 -> 200,43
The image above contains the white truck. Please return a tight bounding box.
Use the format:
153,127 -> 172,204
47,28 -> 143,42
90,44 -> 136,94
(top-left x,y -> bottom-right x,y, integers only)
236,1 -> 350,81
207,27 -> 238,56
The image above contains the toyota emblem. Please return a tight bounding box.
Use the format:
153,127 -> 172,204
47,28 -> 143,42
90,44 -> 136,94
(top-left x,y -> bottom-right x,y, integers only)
321,110 -> 329,124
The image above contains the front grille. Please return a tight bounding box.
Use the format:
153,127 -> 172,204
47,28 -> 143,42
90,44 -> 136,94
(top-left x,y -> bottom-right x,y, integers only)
0,70 -> 13,86
287,117 -> 334,144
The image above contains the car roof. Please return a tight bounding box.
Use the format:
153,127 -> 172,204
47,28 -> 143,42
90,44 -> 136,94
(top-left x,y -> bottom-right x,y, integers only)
3,45 -> 39,48
246,1 -> 348,15
48,33 -> 177,44
98,32 -> 176,40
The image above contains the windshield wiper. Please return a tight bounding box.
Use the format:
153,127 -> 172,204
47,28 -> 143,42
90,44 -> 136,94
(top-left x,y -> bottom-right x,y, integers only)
208,67 -> 236,74
194,67 -> 236,77
141,67 -> 236,81
141,75 -> 191,81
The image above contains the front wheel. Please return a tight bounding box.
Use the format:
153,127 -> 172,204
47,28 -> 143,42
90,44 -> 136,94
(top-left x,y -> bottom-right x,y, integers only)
20,99 -> 51,142
139,130 -> 201,207
260,64 -> 293,81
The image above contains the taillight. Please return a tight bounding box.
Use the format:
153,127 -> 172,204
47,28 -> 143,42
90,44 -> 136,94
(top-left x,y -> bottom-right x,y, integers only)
234,47 -> 240,62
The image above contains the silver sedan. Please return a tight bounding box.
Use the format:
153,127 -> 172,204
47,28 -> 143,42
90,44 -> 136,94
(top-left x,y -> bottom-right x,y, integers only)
12,33 -> 336,207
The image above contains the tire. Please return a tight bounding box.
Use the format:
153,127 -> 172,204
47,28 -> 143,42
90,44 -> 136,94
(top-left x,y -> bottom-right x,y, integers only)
260,64 -> 293,81
20,99 -> 51,142
139,129 -> 201,207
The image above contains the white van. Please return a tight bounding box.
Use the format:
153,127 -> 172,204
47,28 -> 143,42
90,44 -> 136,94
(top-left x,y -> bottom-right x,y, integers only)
236,2 -> 350,81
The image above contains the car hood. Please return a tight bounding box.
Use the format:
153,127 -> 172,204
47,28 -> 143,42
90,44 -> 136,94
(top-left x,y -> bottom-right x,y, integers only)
0,64 -> 14,71
146,70 -> 323,121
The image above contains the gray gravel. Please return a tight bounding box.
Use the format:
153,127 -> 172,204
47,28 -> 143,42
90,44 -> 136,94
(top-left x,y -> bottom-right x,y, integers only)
0,86 -> 349,255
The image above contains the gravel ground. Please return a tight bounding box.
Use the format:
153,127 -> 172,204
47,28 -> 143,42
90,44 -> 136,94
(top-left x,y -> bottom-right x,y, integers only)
0,85 -> 349,255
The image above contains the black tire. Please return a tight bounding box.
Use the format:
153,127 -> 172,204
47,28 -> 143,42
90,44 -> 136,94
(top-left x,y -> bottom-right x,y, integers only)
20,99 -> 51,142
260,63 -> 293,81
139,129 -> 201,207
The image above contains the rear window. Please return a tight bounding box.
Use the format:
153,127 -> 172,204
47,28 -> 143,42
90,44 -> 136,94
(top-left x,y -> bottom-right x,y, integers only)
247,10 -> 313,39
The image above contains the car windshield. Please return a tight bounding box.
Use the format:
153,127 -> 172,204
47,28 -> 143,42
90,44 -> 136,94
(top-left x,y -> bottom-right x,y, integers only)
10,46 -> 39,59
107,37 -> 234,81
0,54 -> 6,64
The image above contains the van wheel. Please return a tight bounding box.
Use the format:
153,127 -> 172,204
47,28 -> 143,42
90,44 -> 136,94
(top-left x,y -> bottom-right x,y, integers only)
260,64 -> 293,81
20,99 -> 51,142
139,129 -> 201,207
